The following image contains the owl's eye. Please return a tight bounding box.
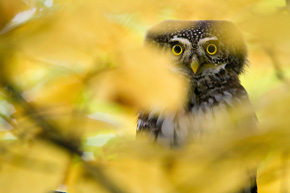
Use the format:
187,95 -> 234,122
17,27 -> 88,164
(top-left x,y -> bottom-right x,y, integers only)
172,44 -> 183,55
206,44 -> 218,55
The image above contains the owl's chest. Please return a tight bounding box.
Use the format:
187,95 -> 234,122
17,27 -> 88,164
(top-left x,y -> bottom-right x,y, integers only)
151,85 -> 239,145
137,75 -> 249,146
186,76 -> 235,113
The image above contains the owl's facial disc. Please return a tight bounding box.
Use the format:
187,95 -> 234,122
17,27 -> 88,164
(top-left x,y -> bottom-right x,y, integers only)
168,36 -> 227,76
191,37 -> 226,75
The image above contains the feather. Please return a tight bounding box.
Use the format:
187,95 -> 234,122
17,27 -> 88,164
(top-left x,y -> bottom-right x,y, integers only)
160,113 -> 175,139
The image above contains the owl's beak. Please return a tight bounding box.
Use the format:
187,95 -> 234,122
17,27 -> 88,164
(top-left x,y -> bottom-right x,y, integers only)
190,59 -> 200,74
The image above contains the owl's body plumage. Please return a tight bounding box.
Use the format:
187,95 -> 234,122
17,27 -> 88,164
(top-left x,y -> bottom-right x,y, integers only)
137,20 -> 257,193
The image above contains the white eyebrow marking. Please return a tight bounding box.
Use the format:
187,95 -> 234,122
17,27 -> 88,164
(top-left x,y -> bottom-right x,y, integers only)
199,36 -> 218,45
169,36 -> 191,47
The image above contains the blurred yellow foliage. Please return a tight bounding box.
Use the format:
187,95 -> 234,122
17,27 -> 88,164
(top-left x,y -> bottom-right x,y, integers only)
0,0 -> 290,193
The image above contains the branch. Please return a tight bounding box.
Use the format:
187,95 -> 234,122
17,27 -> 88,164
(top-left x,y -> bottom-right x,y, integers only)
0,81 -> 129,193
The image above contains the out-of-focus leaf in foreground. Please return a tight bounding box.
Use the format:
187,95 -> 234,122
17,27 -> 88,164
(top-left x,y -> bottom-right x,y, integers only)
0,0 -> 290,193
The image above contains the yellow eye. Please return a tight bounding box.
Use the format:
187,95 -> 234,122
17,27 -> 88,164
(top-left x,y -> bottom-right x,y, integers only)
206,43 -> 218,55
172,44 -> 183,55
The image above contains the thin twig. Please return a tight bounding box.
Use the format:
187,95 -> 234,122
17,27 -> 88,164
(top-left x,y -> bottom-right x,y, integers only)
262,44 -> 286,81
0,81 -> 129,193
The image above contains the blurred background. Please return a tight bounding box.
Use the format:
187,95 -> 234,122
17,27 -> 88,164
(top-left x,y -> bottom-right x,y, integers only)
0,0 -> 290,193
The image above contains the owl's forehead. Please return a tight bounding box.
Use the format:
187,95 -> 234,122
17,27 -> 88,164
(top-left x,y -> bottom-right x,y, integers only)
168,21 -> 217,41
146,20 -> 241,45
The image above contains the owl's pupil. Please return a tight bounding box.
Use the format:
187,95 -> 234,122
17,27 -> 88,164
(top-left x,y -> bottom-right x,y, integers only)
208,45 -> 216,53
174,46 -> 181,53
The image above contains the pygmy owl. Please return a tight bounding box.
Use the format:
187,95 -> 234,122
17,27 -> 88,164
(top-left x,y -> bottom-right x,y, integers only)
137,20 -> 257,193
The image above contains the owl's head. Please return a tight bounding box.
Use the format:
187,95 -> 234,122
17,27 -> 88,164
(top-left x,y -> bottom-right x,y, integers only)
145,20 -> 247,77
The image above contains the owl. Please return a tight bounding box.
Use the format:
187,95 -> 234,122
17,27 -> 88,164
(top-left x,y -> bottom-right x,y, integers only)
137,20 -> 257,193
